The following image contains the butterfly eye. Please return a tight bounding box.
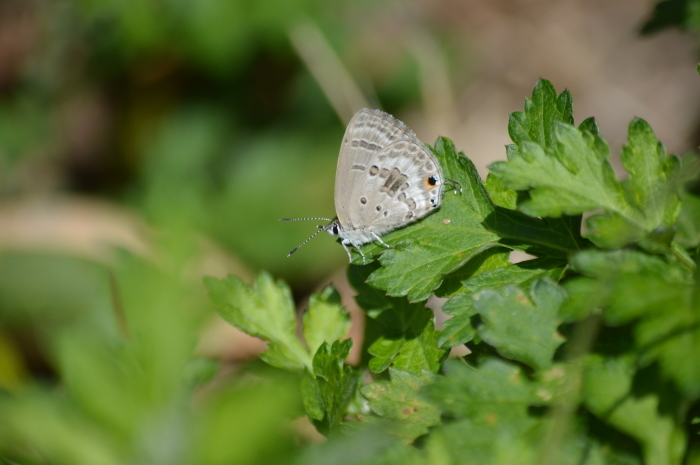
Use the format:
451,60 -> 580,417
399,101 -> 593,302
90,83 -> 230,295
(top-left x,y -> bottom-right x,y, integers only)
332,225 -> 339,235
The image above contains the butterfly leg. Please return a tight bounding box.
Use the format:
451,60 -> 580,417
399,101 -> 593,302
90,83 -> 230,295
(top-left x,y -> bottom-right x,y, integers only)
357,247 -> 366,265
342,240 -> 367,264
371,232 -> 392,249
340,242 -> 353,262
341,241 -> 368,264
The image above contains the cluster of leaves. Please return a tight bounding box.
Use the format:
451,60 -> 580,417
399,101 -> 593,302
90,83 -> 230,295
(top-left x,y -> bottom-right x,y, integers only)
206,79 -> 700,464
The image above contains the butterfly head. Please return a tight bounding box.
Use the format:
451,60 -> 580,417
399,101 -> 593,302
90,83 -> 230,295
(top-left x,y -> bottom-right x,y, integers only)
319,219 -> 342,237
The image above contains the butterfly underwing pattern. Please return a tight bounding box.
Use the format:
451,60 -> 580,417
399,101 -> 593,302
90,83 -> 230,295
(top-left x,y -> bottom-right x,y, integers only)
282,108 -> 446,262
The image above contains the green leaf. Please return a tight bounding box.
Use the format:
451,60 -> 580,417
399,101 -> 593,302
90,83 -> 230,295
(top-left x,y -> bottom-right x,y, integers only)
435,246 -> 511,299
675,190 -> 700,248
570,249 -> 689,282
426,418 -> 542,465
302,340 -> 358,436
361,369 -> 441,442
559,277 -> 605,322
204,273 -> 311,370
197,375 -> 300,465
565,250 -> 700,398
365,307 -> 445,375
635,285 -> 700,399
426,358 -> 540,422
473,279 -> 566,370
359,137 -> 500,302
493,124 -> 630,217
54,331 -> 142,439
621,118 -> 681,228
489,81 -> 593,257
578,116 -> 599,135
675,154 -> 700,248
485,208 -> 590,257
493,92 -> 682,250
584,212 -> 646,249
349,264 -> 448,374
301,374 -> 324,422
292,425 -> 401,465
484,173 -> 517,209
302,286 -> 351,356
568,249 -> 689,324
0,393 -> 123,465
439,258 -> 566,348
676,190 -> 700,248
582,355 -> 686,465
464,257 -> 568,292
507,79 -> 573,149
439,292 -> 478,349
426,413 -> 639,465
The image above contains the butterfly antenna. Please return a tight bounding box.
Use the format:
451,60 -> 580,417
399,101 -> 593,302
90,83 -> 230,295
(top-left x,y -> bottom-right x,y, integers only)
280,217 -> 334,257
279,217 -> 333,222
286,229 -> 324,257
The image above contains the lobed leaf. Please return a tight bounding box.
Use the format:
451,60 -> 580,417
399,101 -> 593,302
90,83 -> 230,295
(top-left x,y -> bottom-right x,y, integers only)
204,273 -> 311,370
349,264 -> 447,374
563,250 -> 700,398
491,81 -> 683,251
361,369 -> 441,442
635,285 -> 700,399
485,208 -> 590,257
582,355 -> 685,465
484,173 -> 517,209
426,358 -> 540,422
621,118 -> 681,228
675,154 -> 700,248
492,124 -> 635,221
570,248 -> 690,283
434,246 -> 511,298
425,417 -> 542,465
440,258 -> 566,348
508,79 -> 573,149
302,286 -> 351,356
302,340 -> 358,436
473,279 -> 566,370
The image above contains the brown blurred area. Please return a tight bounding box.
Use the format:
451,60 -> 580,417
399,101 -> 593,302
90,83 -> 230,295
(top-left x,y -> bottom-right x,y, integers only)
0,0 -> 698,368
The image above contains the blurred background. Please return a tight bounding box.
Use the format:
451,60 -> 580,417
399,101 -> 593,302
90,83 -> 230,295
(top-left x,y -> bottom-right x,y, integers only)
0,0 -> 698,284
0,0 -> 699,462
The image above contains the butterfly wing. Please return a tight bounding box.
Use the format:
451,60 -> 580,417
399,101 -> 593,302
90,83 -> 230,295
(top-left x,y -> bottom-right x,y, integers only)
334,109 -> 444,244
334,109 -> 419,228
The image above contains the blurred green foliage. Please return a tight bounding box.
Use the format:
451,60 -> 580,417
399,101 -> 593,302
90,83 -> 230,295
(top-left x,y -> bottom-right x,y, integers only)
1,0 -> 700,464
0,0 -> 417,281
0,0 -> 412,462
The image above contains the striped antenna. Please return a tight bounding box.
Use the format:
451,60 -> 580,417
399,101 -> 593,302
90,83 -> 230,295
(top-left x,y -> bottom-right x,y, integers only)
279,217 -> 333,222
279,217 -> 334,257
285,229 -> 324,257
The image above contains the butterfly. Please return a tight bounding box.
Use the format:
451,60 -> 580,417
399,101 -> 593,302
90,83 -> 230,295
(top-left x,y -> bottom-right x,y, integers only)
282,108 -> 448,263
